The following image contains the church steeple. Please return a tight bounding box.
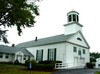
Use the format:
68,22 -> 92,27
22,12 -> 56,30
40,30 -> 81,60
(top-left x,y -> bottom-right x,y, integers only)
67,11 -> 79,23
64,10 -> 83,35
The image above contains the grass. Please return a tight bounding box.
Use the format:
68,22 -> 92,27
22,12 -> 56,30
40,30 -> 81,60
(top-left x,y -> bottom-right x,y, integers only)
96,72 -> 100,74
0,64 -> 51,74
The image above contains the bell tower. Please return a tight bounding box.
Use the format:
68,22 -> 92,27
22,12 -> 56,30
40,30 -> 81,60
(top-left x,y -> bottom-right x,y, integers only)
64,11 -> 83,35
67,11 -> 79,23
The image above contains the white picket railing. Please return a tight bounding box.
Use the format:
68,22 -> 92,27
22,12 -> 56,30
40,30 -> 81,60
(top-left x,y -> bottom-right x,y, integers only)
55,63 -> 68,69
55,63 -> 85,69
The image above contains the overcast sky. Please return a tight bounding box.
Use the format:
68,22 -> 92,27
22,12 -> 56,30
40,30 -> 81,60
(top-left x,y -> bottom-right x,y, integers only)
1,0 -> 100,52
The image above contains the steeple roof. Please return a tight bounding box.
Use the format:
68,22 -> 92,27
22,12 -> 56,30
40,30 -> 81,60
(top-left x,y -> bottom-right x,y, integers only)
67,10 -> 79,15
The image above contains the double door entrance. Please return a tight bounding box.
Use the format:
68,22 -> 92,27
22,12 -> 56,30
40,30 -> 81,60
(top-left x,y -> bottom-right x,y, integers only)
74,57 -> 85,66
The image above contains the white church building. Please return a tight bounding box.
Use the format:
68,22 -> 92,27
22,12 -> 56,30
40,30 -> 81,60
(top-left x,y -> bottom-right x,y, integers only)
16,11 -> 90,69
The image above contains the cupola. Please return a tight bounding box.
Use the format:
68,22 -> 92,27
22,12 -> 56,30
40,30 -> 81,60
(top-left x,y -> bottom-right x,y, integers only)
64,10 -> 83,35
67,11 -> 79,23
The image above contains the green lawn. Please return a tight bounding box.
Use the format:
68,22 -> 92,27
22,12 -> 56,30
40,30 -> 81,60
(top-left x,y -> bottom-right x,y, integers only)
0,64 -> 51,74
96,72 -> 100,74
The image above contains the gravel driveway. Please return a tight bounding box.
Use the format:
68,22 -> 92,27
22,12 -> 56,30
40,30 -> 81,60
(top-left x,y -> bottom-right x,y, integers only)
52,68 -> 100,74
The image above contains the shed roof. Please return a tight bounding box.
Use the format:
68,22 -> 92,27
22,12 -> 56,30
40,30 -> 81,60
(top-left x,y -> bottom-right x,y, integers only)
0,45 -> 33,56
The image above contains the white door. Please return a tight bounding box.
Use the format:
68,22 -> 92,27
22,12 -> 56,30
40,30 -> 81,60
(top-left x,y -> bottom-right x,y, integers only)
74,57 -> 78,66
17,55 -> 22,63
81,58 -> 85,64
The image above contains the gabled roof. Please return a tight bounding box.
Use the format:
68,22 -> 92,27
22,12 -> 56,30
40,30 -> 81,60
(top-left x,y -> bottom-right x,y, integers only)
66,31 -> 90,49
16,34 -> 75,48
16,31 -> 90,49
0,45 -> 33,56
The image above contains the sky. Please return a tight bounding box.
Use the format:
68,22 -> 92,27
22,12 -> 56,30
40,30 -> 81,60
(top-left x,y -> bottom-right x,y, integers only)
1,0 -> 100,52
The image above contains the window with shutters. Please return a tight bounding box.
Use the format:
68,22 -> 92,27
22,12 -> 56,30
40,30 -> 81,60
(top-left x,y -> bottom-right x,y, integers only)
73,47 -> 77,52
36,50 -> 43,61
78,50 -> 81,55
48,48 -> 56,61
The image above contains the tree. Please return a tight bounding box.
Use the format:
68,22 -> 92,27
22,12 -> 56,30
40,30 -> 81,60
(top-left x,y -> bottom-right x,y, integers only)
0,29 -> 9,43
0,0 -> 40,43
90,52 -> 100,63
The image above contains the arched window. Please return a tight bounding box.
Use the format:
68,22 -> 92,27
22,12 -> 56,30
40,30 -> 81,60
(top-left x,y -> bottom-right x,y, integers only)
77,15 -> 79,22
78,50 -> 81,55
73,14 -> 76,22
77,37 -> 82,41
68,15 -> 71,22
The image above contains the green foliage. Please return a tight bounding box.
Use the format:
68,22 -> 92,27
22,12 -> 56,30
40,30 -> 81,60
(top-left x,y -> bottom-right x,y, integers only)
96,72 -> 100,74
86,62 -> 95,69
25,60 -> 59,71
0,0 -> 39,36
38,60 -> 62,64
90,52 -> 100,58
25,59 -> 37,69
0,30 -> 9,43
34,64 -> 54,71
0,63 -> 51,74
90,52 -> 100,63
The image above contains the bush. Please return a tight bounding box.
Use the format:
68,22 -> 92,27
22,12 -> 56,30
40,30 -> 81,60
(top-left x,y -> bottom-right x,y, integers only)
38,60 -> 62,64
33,64 -> 54,71
14,59 -> 20,65
25,60 -> 62,71
25,59 -> 37,69
37,60 -> 62,70
86,62 -> 95,68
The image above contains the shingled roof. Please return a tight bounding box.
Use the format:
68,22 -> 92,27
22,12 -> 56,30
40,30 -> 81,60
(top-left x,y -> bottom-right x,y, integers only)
16,34 -> 75,48
0,45 -> 33,56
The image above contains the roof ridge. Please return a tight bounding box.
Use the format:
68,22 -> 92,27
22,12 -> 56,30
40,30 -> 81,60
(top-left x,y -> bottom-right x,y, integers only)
16,33 -> 76,48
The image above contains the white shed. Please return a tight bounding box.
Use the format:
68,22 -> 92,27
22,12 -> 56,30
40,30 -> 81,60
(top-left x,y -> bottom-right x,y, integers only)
95,58 -> 100,68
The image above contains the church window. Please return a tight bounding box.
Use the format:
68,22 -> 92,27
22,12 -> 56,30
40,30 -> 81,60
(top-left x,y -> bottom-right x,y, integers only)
48,48 -> 56,61
73,47 -> 77,52
77,37 -> 82,41
73,14 -> 76,22
36,49 -> 43,61
68,15 -> 71,22
83,49 -> 85,54
78,50 -> 81,55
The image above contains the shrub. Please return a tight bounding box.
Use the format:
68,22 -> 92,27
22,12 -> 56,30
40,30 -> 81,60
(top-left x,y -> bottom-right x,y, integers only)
86,62 -> 95,68
38,60 -> 62,64
37,60 -> 62,70
38,60 -> 53,64
25,60 -> 62,71
25,59 -> 37,69
33,64 -> 54,71
14,59 -> 20,65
